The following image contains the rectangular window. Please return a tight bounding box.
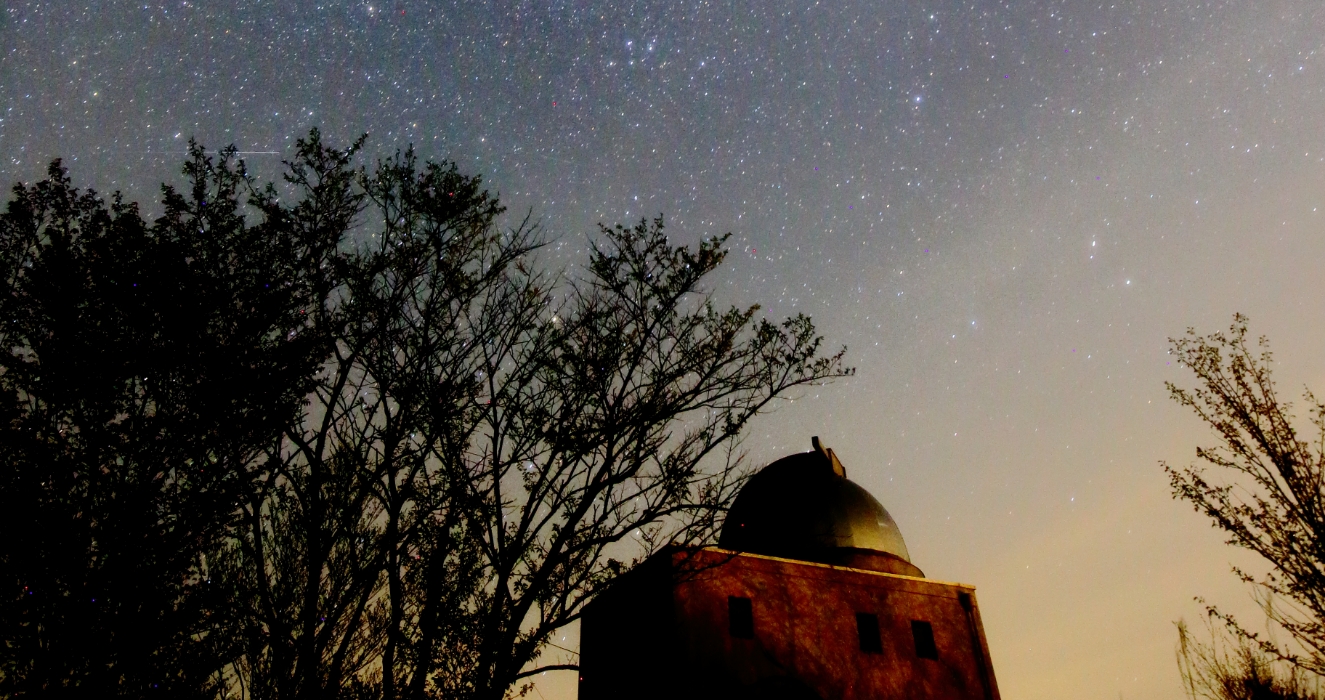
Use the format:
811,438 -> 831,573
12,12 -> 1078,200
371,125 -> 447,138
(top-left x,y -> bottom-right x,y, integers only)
912,620 -> 938,659
728,596 -> 754,638
856,613 -> 883,654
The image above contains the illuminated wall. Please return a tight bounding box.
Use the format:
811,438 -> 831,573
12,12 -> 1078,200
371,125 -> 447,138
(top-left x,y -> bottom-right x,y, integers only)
580,547 -> 999,700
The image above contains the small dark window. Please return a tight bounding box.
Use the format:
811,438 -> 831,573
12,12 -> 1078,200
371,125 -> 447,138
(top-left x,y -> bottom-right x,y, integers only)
856,613 -> 883,654
911,620 -> 938,659
729,596 -> 754,638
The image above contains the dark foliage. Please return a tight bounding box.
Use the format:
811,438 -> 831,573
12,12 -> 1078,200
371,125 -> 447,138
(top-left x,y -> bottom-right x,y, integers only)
212,162 -> 850,697
210,143 -> 520,699
0,138 -> 346,695
1177,618 -> 1324,700
1166,314 -> 1325,694
441,216 -> 851,700
0,130 -> 850,699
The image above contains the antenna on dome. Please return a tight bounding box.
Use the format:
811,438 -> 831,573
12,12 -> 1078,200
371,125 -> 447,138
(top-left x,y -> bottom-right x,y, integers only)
811,436 -> 847,478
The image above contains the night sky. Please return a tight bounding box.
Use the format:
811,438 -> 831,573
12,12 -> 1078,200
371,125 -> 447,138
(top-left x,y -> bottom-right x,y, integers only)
5,1 -> 1325,697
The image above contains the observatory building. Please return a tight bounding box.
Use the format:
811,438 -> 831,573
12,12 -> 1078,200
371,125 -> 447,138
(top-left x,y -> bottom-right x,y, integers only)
578,438 -> 999,700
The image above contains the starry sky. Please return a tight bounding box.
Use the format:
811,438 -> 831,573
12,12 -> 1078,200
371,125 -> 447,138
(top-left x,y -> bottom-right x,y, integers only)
5,1 -> 1325,697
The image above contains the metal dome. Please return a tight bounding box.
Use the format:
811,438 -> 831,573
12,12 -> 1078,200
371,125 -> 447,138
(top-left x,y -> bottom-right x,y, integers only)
718,438 -> 923,577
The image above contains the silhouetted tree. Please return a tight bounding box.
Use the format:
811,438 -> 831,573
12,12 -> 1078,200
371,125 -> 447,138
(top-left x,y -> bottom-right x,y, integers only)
0,138 -> 349,695
1,130 -> 849,700
1177,618 -> 1324,700
207,143 -> 525,699
1166,314 -> 1325,697
435,216 -> 849,700
210,140 -> 850,697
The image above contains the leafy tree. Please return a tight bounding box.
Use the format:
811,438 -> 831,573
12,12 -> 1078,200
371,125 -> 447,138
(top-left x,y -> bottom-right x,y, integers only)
0,139 -> 346,695
1166,314 -> 1325,697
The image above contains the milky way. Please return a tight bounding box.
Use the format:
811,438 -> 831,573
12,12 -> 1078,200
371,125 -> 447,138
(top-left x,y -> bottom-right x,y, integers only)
4,2 -> 1325,697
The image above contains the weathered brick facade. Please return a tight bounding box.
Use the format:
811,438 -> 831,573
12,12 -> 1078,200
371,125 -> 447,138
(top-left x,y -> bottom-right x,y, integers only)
579,547 -> 999,700
579,441 -> 1000,700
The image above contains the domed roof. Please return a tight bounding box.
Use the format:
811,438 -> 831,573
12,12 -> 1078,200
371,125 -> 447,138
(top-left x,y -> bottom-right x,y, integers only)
718,438 -> 921,577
